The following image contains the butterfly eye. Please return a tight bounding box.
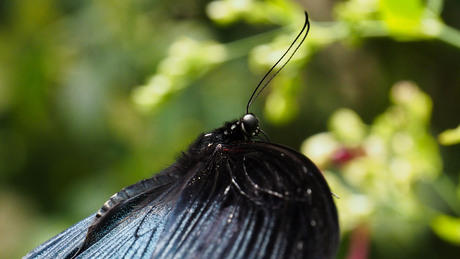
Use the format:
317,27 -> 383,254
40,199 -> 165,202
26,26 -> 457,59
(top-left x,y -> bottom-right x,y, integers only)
242,114 -> 259,136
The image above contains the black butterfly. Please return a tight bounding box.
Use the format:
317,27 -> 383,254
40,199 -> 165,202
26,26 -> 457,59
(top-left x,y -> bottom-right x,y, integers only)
24,12 -> 339,259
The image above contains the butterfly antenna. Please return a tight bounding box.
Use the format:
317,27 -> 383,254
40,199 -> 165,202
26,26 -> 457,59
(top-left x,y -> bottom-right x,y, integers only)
246,11 -> 310,114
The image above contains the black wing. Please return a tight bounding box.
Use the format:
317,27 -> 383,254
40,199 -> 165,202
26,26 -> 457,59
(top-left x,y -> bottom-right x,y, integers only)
23,165 -> 191,259
24,141 -> 338,259
152,141 -> 339,259
23,214 -> 93,258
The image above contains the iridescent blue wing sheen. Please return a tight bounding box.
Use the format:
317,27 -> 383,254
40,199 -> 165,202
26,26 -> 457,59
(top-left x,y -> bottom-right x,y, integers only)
23,214 -> 94,258
23,166 -> 191,259
24,141 -> 338,259
69,186 -> 181,259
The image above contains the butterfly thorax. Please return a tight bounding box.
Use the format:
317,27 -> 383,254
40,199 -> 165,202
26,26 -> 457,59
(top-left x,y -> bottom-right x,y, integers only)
187,113 -> 260,157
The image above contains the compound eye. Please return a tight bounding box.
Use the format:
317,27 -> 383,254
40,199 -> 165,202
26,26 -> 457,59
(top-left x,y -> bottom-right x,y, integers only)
242,113 -> 259,136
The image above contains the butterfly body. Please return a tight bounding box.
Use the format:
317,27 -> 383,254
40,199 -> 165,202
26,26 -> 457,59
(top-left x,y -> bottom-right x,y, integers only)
24,12 -> 339,259
25,114 -> 339,259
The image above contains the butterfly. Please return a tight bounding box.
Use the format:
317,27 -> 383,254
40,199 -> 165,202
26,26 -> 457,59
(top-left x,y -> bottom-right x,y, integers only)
24,11 -> 339,259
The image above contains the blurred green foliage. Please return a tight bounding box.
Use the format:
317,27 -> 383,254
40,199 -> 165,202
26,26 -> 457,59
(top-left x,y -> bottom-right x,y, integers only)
302,81 -> 444,257
1,0 -> 460,258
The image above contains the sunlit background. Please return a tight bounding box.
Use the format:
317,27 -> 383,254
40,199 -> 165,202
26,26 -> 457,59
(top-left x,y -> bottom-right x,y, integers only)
1,0 -> 460,258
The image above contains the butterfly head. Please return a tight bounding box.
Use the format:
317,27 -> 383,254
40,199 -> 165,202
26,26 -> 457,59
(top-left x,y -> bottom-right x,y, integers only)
241,113 -> 260,138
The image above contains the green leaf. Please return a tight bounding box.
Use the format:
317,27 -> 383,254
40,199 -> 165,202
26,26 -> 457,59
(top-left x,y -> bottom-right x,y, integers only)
379,0 -> 425,37
438,125 -> 460,146
432,214 -> 460,245
328,108 -> 367,146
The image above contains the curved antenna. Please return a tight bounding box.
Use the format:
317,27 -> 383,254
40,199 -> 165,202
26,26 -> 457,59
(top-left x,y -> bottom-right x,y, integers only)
246,11 -> 310,114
